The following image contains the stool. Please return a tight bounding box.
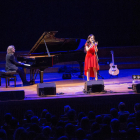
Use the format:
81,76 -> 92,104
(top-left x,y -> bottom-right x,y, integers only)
0,70 -> 17,88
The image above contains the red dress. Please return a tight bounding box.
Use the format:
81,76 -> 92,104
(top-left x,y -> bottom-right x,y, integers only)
84,43 -> 99,77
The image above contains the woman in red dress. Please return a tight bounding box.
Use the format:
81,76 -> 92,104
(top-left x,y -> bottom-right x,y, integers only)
84,34 -> 99,81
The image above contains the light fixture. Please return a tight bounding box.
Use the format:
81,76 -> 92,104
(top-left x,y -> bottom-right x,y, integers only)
132,75 -> 140,80
137,75 -> 140,79
132,75 -> 137,79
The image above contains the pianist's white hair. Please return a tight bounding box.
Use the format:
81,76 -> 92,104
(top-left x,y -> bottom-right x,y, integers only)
7,45 -> 15,54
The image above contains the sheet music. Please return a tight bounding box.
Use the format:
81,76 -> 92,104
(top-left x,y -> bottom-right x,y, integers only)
19,62 -> 31,66
24,64 -> 31,66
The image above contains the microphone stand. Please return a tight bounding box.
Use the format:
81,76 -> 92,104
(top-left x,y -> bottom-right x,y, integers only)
95,41 -> 104,79
97,71 -> 104,79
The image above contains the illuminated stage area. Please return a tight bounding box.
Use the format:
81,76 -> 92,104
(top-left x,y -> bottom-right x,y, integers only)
0,68 -> 139,99
0,68 -> 140,126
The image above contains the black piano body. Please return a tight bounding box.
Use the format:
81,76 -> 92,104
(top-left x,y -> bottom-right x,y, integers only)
17,31 -> 86,83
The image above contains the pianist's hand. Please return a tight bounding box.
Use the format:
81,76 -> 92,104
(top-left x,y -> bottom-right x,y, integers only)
18,62 -> 24,65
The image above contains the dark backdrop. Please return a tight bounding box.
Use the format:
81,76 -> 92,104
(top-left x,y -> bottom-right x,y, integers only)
0,0 -> 140,51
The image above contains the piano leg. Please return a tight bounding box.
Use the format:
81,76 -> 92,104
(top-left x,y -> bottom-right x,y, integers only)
23,68 -> 26,74
39,71 -> 44,83
30,69 -> 35,84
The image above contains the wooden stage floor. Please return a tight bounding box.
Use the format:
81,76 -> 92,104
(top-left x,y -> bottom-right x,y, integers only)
0,68 -> 139,100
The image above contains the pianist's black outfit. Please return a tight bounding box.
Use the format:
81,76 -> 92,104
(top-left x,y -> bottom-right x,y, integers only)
6,54 -> 30,86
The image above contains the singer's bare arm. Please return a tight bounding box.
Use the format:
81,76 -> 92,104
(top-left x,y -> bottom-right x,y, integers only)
85,45 -> 92,51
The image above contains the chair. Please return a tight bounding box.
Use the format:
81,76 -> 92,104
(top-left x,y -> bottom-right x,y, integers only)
0,70 -> 17,88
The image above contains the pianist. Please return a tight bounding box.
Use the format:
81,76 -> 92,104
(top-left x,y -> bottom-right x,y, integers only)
6,45 -> 31,86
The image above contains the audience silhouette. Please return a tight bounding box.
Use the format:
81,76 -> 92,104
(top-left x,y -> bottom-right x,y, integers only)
0,102 -> 140,140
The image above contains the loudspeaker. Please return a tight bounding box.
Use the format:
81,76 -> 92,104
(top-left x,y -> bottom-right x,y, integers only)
0,90 -> 25,101
132,83 -> 140,93
37,83 -> 56,96
84,80 -> 104,93
62,73 -> 71,79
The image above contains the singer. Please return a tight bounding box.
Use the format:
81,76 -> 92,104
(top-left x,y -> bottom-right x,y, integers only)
84,34 -> 99,81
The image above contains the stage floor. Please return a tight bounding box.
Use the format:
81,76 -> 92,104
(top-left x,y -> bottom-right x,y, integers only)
0,68 -> 139,100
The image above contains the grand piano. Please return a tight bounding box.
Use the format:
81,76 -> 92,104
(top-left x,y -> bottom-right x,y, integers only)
17,31 -> 86,84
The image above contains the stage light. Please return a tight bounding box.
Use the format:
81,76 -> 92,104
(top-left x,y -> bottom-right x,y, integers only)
132,75 -> 137,80
132,75 -> 140,80
137,75 -> 140,79
132,75 -> 140,93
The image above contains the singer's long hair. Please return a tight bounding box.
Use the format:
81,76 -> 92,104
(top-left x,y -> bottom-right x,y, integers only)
84,34 -> 95,52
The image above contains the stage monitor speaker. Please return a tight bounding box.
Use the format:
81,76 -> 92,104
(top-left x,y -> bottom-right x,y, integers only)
37,83 -> 56,96
84,80 -> 104,93
132,83 -> 140,93
0,90 -> 25,101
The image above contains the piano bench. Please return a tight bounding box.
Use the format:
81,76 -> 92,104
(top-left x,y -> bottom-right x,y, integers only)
0,70 -> 17,88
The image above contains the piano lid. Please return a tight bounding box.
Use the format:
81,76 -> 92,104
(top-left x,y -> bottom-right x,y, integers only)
28,31 -> 86,55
